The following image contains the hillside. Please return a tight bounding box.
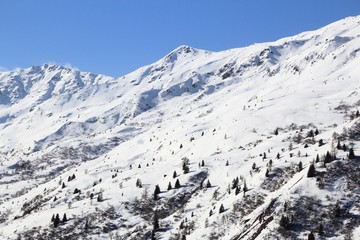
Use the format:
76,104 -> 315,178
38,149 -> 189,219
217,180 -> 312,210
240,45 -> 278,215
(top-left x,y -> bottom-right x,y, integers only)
0,15 -> 360,240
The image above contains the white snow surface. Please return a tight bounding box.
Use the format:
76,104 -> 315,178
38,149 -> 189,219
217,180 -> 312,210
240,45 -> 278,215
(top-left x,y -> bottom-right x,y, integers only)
0,16 -> 360,239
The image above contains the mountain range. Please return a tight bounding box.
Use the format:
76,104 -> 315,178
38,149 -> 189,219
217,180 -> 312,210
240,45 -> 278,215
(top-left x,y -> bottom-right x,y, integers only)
0,15 -> 360,239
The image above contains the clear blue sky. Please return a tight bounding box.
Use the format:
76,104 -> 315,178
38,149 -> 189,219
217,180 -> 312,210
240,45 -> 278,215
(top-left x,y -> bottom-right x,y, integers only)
0,1 -> 359,77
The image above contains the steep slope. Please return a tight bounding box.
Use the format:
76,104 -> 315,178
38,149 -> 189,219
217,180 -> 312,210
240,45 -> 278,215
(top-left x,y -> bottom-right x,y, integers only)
0,16 -> 360,240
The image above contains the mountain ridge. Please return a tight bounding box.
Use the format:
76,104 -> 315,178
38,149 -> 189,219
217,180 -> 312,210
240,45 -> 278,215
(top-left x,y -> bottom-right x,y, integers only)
0,15 -> 359,239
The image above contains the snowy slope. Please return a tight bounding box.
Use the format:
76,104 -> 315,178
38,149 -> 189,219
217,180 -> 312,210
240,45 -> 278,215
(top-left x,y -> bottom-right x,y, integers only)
0,16 -> 360,240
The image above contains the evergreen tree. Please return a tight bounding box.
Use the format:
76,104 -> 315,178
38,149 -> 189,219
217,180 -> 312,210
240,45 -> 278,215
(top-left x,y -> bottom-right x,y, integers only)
97,192 -> 103,202
318,139 -> 324,146
349,148 -> 356,159
307,130 -> 314,138
243,180 -> 248,192
173,170 -> 177,179
181,235 -> 186,240
219,204 -> 225,213
232,177 -> 239,189
62,213 -> 67,222
336,139 -> 342,149
225,160 -> 229,166
51,214 -> 55,222
201,160 -> 205,167
356,110 -> 360,118
318,223 -> 324,235
316,154 -> 320,163
308,231 -> 315,240
167,182 -> 172,190
209,209 -> 213,216
62,182 -> 66,189
72,173 -> 76,180
153,211 -> 160,231
235,186 -> 240,195
324,151 -> 333,165
265,168 -> 269,177
342,144 -> 347,152
206,180 -> 211,188
175,179 -> 181,188
68,176 -> 72,182
276,153 -> 280,159
307,163 -> 316,178
274,128 -> 279,135
54,213 -> 60,228
298,161 -> 303,171
315,129 -> 319,135
180,144 -> 183,149
154,185 -> 161,200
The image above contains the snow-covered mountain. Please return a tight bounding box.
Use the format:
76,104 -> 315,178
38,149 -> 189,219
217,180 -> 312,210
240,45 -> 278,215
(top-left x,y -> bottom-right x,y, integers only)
1,16 -> 360,240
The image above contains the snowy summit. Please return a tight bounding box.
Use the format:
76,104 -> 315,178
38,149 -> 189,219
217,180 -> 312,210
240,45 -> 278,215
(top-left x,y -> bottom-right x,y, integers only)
0,15 -> 360,240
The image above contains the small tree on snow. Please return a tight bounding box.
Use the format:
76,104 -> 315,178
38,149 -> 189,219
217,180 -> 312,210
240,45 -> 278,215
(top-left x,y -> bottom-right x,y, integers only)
307,163 -> 315,178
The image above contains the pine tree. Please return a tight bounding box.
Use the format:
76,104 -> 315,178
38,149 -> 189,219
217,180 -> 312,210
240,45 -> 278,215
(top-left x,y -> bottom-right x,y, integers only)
72,173 -> 76,180
154,185 -> 161,200
342,144 -> 347,151
318,223 -> 324,235
209,209 -> 213,216
232,177 -> 239,189
175,179 -> 180,188
274,128 -> 279,135
349,148 -> 356,159
62,182 -> 66,189
97,192 -> 103,202
173,170 -> 177,179
167,182 -> 172,190
316,154 -> 320,163
308,231 -> 315,240
206,180 -> 211,188
315,129 -> 319,135
265,168 -> 269,177
180,144 -> 183,149
201,160 -> 205,167
68,176 -> 72,182
153,211 -> 159,231
307,163 -> 315,178
225,160 -> 229,166
298,161 -> 303,171
276,153 -> 280,159
54,213 -> 60,228
243,180 -> 248,192
219,204 -> 225,213
337,139 -> 342,149
51,214 -> 55,222
235,186 -> 240,195
62,213 -> 67,222
324,151 -> 333,165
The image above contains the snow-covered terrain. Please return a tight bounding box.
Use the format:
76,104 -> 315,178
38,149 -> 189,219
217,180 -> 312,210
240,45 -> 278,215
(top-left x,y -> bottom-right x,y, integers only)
0,15 -> 360,240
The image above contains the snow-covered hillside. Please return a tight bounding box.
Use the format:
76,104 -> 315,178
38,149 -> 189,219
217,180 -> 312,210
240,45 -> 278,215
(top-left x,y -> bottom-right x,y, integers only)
0,15 -> 360,240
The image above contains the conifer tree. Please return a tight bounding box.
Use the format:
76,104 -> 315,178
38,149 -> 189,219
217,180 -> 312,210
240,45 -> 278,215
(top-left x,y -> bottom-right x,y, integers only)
206,180 -> 211,188
62,213 -> 67,222
54,213 -> 60,228
298,161 -> 303,171
154,185 -> 161,200
308,231 -> 315,240
307,163 -> 315,178
153,211 -> 159,232
167,182 -> 172,190
219,204 -> 225,213
349,148 -> 356,159
265,168 -> 269,177
173,170 -> 177,179
175,179 -> 180,188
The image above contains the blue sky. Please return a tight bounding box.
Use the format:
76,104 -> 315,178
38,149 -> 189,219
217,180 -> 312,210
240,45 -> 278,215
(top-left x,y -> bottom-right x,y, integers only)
0,1 -> 359,77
